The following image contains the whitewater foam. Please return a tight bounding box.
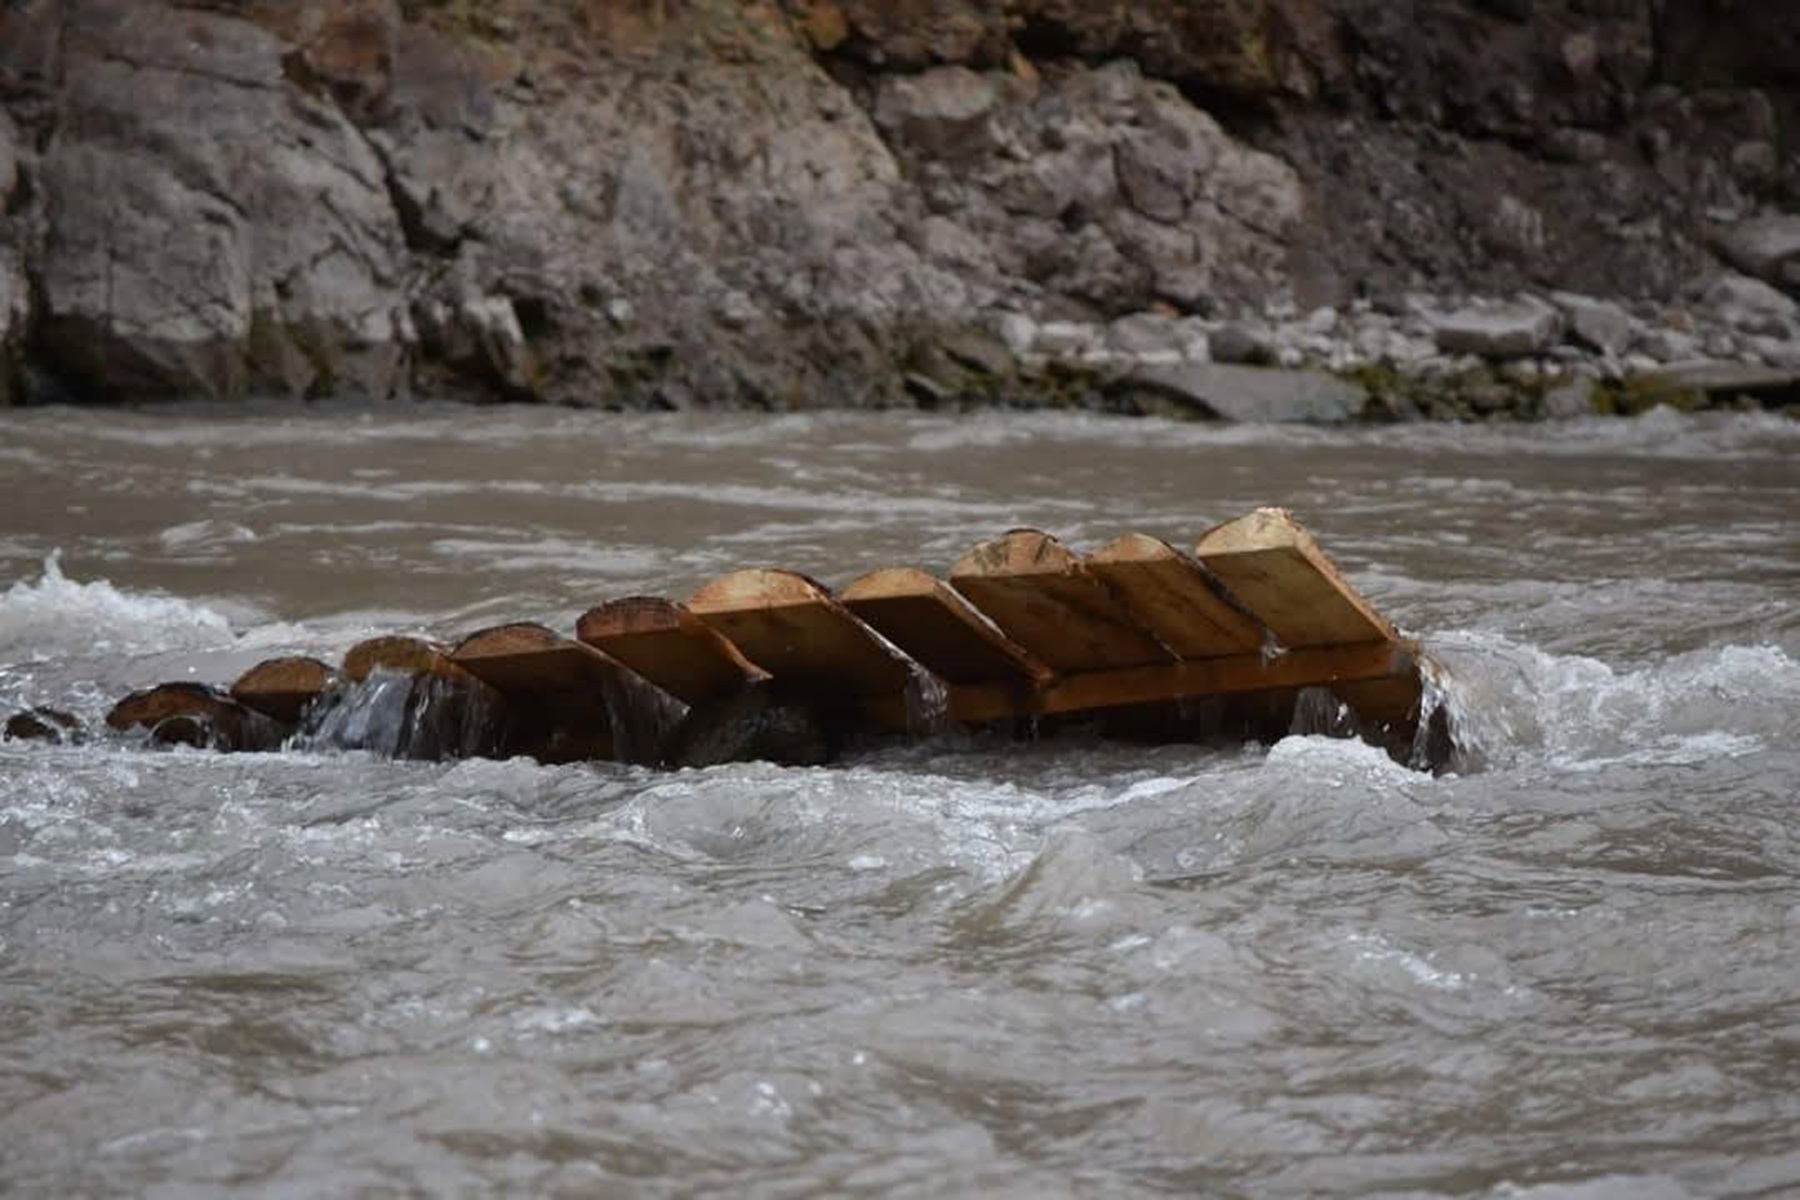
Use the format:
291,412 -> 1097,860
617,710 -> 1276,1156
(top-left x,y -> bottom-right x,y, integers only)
0,553 -> 235,660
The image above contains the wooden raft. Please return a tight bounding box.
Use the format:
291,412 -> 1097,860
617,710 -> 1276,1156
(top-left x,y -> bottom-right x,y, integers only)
91,508 -> 1445,769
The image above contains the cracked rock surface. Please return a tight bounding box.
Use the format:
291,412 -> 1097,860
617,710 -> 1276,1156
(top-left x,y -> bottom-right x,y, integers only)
0,0 -> 1795,412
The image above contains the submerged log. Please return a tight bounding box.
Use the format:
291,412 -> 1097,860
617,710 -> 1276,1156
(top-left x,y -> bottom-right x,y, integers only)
106,683 -> 287,752
687,568 -> 919,704
4,706 -> 85,745
451,622 -> 683,766
311,635 -> 503,760
576,596 -> 766,706
232,656 -> 333,724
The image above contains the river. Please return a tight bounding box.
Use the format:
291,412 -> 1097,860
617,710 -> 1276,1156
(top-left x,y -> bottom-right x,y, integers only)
2,403 -> 1797,1197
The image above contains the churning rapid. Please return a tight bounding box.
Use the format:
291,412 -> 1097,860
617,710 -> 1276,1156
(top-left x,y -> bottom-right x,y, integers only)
2,404 -> 1797,1197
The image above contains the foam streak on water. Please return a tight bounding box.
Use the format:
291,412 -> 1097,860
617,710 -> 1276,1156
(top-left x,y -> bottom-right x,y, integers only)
0,406 -> 1797,1197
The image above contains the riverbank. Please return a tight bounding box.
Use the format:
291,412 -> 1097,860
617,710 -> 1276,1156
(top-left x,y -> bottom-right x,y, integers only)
1,1 -> 1797,418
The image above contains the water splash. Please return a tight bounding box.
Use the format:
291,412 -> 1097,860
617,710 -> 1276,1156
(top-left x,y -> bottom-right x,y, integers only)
297,671 -> 417,757
902,665 -> 951,737
596,666 -> 689,767
0,552 -> 235,660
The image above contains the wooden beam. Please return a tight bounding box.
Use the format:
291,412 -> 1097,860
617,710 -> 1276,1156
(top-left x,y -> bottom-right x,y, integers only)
1085,533 -> 1266,658
949,529 -> 1174,673
576,595 -> 767,706
1194,508 -> 1398,648
840,567 -> 1052,686
231,655 -> 333,724
854,640 -> 1419,730
451,622 -> 624,696
342,635 -> 470,683
686,568 -> 918,696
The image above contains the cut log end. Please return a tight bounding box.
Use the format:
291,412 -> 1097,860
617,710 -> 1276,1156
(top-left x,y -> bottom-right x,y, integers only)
950,528 -> 1078,579
232,655 -> 333,724
343,635 -> 469,684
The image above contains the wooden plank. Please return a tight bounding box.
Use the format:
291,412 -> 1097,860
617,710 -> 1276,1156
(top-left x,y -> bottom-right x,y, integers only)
840,567 -> 1052,686
576,596 -> 767,706
1084,533 -> 1266,659
1193,507 -> 1398,648
928,640 -> 1419,725
686,568 -> 918,696
451,622 -> 624,696
451,621 -> 698,767
231,655 -> 333,724
948,529 -> 1173,673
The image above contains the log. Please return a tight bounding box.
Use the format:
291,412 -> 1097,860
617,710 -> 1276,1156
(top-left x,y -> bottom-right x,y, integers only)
331,635 -> 502,761
867,639 -> 1420,726
451,622 -> 624,695
106,682 -> 286,752
1193,508 -> 1398,648
1085,533 -> 1266,658
231,655 -> 333,724
839,567 -> 1051,686
451,621 -> 690,765
949,529 -> 1173,672
342,635 -> 469,683
4,707 -> 84,744
576,596 -> 767,706
686,569 -> 918,697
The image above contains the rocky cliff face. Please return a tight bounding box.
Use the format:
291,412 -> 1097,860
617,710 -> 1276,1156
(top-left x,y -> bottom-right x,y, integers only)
0,0 -> 1794,409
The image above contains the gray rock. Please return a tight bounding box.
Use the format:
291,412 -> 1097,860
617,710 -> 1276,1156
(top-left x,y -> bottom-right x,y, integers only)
1748,335 -> 1800,372
873,67 -> 1002,160
1431,301 -> 1564,358
0,109 -> 17,207
414,294 -> 536,399
0,243 -> 25,406
888,60 -> 1299,314
1034,320 -> 1100,359
1716,215 -> 1800,291
1634,328 -> 1701,363
1551,292 -> 1635,357
1209,321 -> 1278,364
33,2 -> 410,401
1129,362 -> 1365,423
1301,307 -> 1340,336
1107,312 -> 1183,360
991,311 -> 1038,357
1701,272 -> 1799,336
1543,376 -> 1596,419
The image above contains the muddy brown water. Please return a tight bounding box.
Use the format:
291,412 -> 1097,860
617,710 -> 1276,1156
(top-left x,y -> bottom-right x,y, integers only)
2,403 -> 1797,1197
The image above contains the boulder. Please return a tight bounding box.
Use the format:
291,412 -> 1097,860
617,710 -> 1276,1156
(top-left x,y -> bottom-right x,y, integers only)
1431,301 -> 1564,359
1701,272 -> 1799,337
872,66 -> 1003,160
1128,362 -> 1364,423
883,61 -> 1302,314
32,2 -> 410,401
1209,321 -> 1278,365
1715,216 -> 1800,292
1551,292 -> 1635,357
1106,312 -> 1185,362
